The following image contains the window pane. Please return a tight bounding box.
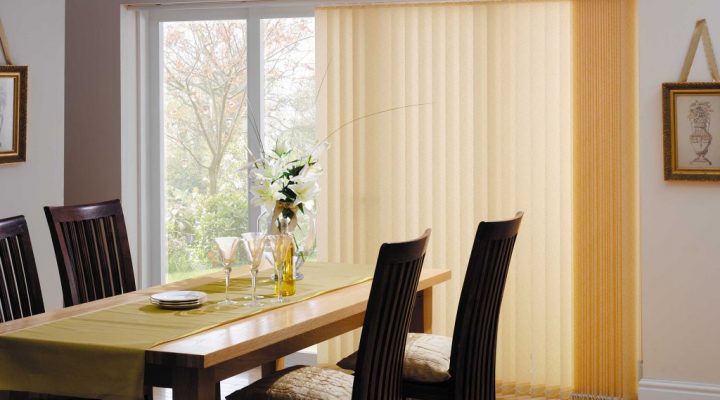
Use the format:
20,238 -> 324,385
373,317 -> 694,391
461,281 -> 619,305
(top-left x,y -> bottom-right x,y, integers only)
262,17 -> 317,254
262,17 -> 315,153
163,20 -> 249,283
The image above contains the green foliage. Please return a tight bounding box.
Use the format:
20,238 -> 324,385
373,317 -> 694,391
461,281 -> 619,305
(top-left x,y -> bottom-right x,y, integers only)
166,189 -> 249,274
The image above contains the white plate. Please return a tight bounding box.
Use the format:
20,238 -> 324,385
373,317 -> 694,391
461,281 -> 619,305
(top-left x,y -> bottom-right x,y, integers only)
150,291 -> 207,304
153,301 -> 204,310
151,299 -> 203,305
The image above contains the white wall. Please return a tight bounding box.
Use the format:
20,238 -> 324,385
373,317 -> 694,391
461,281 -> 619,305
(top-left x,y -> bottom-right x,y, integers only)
639,0 -> 720,398
0,1 -> 65,310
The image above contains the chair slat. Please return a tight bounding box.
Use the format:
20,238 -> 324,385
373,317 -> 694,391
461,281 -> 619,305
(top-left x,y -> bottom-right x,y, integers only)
0,240 -> 15,322
45,200 -> 136,307
95,217 -> 115,296
449,213 -> 523,400
105,216 -> 124,293
85,219 -> 109,298
0,216 -> 45,322
0,238 -> 21,319
352,231 -> 430,400
8,236 -> 30,317
74,221 -> 96,302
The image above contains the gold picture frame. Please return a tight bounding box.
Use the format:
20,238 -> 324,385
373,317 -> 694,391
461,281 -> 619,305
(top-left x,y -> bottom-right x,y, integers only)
0,65 -> 26,165
663,81 -> 720,180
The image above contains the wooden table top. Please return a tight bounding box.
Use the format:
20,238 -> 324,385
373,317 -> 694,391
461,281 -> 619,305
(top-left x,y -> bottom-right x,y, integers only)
0,266 -> 451,369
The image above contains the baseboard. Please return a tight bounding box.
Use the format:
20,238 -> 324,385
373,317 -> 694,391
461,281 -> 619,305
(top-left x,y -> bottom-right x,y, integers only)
639,378 -> 720,400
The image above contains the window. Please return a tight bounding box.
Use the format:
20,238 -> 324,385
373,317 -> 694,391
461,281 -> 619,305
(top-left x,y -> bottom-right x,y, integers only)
142,6 -> 315,283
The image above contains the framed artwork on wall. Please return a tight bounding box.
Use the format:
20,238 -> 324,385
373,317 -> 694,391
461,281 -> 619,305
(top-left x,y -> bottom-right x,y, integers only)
663,81 -> 720,181
0,65 -> 27,165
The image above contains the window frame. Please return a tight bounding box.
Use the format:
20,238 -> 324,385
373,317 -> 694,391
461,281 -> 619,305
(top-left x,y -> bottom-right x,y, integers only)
137,4 -> 314,285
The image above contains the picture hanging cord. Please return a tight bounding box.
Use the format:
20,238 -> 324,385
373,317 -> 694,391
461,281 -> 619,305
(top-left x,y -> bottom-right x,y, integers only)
0,19 -> 13,66
680,19 -> 719,82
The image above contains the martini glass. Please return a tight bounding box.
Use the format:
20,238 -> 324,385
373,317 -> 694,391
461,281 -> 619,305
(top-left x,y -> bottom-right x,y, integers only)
266,234 -> 291,304
240,232 -> 266,307
215,236 -> 241,306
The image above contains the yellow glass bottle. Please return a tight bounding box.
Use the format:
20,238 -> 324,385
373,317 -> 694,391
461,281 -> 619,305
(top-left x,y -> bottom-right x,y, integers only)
281,239 -> 296,296
274,216 -> 296,297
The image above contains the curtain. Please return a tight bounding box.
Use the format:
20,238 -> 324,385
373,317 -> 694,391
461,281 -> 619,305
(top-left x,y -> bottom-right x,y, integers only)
315,2 -> 574,398
572,1 -> 638,399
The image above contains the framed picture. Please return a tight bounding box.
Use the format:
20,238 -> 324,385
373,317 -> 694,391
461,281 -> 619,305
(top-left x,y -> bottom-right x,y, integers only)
662,82 -> 720,180
0,65 -> 26,164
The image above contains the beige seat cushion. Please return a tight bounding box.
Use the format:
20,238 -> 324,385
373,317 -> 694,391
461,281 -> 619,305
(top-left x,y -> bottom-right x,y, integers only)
336,332 -> 452,383
227,366 -> 354,400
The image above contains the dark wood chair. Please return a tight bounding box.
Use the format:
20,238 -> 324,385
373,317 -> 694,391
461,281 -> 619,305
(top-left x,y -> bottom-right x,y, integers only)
227,229 -> 432,400
405,213 -> 522,400
44,199 -> 136,307
0,215 -> 44,322
338,213 -> 523,400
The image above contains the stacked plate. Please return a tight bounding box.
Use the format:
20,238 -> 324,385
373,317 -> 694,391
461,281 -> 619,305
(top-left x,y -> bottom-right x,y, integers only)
150,291 -> 207,310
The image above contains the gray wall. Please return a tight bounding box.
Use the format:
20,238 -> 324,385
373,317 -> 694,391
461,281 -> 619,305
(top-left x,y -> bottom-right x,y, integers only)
0,0 -> 65,309
65,1 -> 123,205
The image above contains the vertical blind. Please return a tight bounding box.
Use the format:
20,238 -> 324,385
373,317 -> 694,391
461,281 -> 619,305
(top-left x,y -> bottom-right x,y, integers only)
315,1 -> 574,398
573,0 -> 638,399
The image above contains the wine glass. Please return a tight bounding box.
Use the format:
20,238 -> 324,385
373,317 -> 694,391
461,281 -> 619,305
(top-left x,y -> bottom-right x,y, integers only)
293,210 -> 317,280
215,236 -> 241,306
266,234 -> 291,304
240,232 -> 266,307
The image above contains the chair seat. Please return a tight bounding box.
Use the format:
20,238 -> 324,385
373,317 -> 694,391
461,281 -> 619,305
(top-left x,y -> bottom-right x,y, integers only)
227,366 -> 354,400
337,332 -> 452,383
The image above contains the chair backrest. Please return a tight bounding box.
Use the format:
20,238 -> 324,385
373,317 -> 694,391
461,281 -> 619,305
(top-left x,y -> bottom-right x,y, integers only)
0,215 -> 44,322
44,199 -> 136,307
352,229 -> 431,400
448,212 -> 523,400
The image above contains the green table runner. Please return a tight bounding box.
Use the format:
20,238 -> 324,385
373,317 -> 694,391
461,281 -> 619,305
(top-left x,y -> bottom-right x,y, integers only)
0,262 -> 374,400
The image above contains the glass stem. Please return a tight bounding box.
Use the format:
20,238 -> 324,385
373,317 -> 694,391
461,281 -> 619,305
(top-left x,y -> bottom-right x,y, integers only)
224,267 -> 231,302
250,269 -> 258,303
276,266 -> 282,302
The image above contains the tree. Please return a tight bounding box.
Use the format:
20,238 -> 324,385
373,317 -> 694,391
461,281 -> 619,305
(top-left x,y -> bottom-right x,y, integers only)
162,18 -> 316,279
165,21 -> 248,195
164,19 -> 315,196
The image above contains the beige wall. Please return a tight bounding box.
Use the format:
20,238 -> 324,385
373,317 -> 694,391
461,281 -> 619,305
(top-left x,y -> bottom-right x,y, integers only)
639,0 -> 720,388
0,0 -> 65,309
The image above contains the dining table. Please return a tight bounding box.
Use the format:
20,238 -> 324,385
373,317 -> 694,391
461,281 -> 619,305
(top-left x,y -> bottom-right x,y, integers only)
0,262 -> 451,400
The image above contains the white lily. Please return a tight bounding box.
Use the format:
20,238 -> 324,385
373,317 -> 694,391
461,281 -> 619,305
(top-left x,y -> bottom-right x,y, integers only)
250,180 -> 284,211
273,139 -> 290,156
296,162 -> 322,183
288,181 -> 320,207
248,140 -> 325,209
253,160 -> 282,182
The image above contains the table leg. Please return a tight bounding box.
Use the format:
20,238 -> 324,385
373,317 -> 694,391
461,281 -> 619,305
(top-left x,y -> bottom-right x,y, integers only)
260,358 -> 284,377
172,367 -> 216,400
410,287 -> 433,334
